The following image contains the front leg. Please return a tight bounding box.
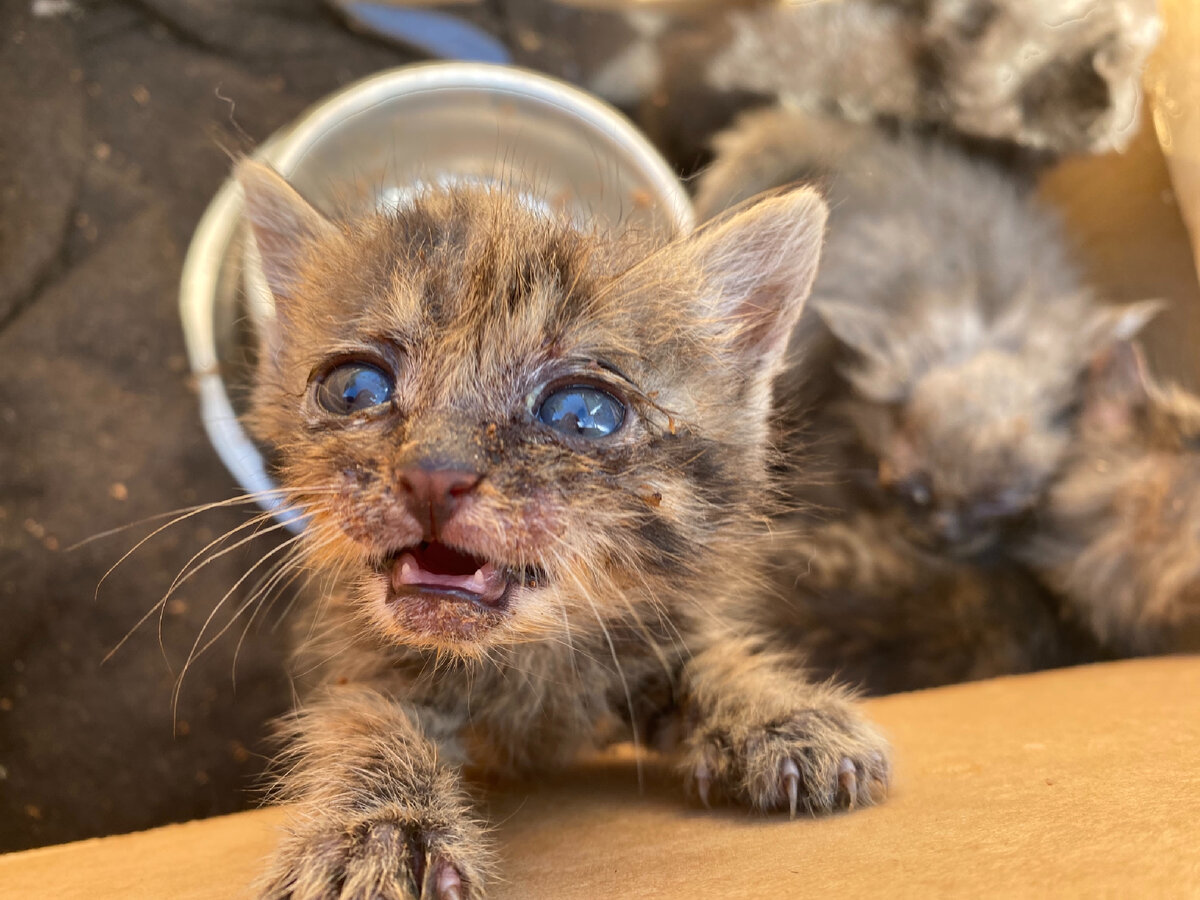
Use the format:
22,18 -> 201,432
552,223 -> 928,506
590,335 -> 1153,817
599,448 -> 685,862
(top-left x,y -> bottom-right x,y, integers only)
260,686 -> 490,900
680,636 -> 891,817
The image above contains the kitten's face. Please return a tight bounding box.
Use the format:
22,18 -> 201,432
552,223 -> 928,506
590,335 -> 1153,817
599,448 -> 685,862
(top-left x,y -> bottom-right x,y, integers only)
238,162 -> 825,658
861,350 -> 1074,556
822,298 -> 1160,557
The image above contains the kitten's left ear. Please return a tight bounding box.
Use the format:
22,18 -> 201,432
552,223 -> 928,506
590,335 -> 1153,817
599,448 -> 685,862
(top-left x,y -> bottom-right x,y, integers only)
236,159 -> 339,311
691,187 -> 828,381
1082,339 -> 1151,437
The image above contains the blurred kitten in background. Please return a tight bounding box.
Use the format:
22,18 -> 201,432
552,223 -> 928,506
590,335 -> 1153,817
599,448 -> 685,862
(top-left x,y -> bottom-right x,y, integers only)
758,512 -> 1102,695
695,107 -> 1158,692
632,0 -> 1159,171
698,107 -> 1159,560
1019,342 -> 1200,656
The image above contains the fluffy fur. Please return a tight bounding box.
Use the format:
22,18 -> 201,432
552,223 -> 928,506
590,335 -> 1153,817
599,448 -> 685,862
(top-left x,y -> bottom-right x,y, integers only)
237,161 -> 890,900
637,0 -> 1159,171
756,510 -> 1104,695
1019,343 -> 1200,656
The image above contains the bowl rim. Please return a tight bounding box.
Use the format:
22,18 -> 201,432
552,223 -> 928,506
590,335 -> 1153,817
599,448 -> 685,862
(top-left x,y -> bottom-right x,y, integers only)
267,62 -> 695,232
179,62 -> 695,529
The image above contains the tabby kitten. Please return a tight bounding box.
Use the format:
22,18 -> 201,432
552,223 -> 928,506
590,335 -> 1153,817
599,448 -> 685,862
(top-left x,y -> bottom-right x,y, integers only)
237,160 -> 889,900
1019,342 -> 1200,656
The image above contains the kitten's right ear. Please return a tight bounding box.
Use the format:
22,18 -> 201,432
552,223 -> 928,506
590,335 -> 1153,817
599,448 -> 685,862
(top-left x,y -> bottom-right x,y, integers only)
236,159 -> 338,307
689,187 -> 828,384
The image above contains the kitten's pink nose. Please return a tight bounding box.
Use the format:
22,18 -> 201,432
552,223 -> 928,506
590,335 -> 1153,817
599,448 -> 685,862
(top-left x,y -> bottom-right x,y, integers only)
396,468 -> 481,539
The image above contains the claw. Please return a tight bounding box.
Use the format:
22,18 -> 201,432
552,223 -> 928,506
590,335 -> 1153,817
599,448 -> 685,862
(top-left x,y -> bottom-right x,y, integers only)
838,757 -> 858,809
695,758 -> 712,809
870,751 -> 890,788
781,758 -> 800,819
435,860 -> 463,900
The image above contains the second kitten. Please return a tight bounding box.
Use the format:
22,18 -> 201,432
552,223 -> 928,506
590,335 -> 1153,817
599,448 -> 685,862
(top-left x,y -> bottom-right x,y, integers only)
696,108 -> 1156,692
699,107 -> 1158,559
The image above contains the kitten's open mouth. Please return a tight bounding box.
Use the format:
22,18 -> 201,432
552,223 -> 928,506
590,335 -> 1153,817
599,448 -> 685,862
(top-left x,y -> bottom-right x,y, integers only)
389,541 -> 509,606
379,542 -> 534,610
373,542 -> 545,643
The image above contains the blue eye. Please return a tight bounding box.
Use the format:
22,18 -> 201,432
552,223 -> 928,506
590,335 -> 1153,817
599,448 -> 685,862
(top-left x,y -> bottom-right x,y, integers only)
316,362 -> 394,415
537,385 -> 624,439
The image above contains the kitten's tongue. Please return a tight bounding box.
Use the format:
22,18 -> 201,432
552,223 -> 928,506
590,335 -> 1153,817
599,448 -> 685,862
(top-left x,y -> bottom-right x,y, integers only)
391,542 -> 507,605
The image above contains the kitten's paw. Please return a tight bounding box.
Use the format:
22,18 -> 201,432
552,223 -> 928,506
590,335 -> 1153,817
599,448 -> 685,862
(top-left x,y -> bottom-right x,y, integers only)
259,808 -> 488,900
685,705 -> 890,816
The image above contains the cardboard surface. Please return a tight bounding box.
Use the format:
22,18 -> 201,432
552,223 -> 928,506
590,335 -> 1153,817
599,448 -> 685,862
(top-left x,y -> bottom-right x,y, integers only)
1149,0 -> 1200,283
4,656 -> 1199,898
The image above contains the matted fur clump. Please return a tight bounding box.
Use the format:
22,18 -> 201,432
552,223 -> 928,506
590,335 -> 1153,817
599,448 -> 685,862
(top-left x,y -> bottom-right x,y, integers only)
708,0 -> 1160,154
640,0 -> 1160,166
236,160 -> 890,900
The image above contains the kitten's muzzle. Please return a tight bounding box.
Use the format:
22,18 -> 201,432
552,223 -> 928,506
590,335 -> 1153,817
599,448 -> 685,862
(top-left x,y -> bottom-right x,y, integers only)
365,461 -> 548,642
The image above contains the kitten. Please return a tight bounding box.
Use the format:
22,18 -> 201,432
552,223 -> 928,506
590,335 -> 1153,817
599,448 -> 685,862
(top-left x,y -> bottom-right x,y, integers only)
639,0 -> 1159,172
1019,342 -> 1200,656
690,108 -> 1160,694
697,107 -> 1159,559
236,160 -> 890,900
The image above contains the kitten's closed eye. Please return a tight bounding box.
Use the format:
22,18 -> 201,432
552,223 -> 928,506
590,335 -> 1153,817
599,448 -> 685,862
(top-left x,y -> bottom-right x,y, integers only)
1050,399 -> 1083,430
970,488 -> 1029,523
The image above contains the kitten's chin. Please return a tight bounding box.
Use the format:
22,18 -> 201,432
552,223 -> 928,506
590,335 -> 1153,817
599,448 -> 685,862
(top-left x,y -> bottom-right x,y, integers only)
383,585 -> 512,646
